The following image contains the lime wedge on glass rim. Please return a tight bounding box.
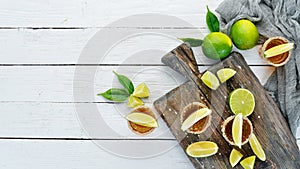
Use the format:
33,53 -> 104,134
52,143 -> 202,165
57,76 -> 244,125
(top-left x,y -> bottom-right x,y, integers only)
186,141 -> 218,158
181,108 -> 212,131
125,112 -> 158,128
217,68 -> 237,83
232,113 -> 243,148
264,43 -> 294,58
229,148 -> 243,167
200,71 -> 220,90
229,88 -> 255,117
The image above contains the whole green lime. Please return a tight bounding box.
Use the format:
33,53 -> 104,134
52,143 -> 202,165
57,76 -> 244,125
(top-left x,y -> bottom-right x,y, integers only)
202,32 -> 233,60
230,19 -> 259,50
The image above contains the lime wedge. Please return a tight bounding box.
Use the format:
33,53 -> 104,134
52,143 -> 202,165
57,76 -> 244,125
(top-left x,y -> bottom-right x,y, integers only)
232,113 -> 243,148
127,95 -> 144,108
181,108 -> 212,131
264,43 -> 294,58
200,71 -> 220,90
126,112 -> 158,128
229,149 -> 243,167
229,88 -> 255,117
132,83 -> 150,98
240,156 -> 256,169
249,134 -> 266,161
186,141 -> 218,158
217,68 -> 237,83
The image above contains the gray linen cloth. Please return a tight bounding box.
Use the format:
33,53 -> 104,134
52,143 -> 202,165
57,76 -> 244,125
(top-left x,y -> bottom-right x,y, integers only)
216,0 -> 300,137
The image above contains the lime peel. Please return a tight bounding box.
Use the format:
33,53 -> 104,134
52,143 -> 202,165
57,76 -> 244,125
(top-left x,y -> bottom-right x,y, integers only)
126,112 -> 158,128
264,43 -> 294,58
181,108 -> 212,131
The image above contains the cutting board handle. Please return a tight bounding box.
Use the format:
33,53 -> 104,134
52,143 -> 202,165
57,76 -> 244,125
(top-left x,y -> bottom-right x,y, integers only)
161,43 -> 203,85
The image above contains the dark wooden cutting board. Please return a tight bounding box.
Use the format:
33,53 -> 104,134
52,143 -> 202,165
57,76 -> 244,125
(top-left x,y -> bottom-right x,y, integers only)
153,43 -> 300,169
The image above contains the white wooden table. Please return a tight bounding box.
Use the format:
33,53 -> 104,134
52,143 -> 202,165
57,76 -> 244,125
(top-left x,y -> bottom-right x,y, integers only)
0,0 -> 299,168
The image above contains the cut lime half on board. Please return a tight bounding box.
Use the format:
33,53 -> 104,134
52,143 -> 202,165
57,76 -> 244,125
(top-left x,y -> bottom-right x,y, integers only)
229,88 -> 255,117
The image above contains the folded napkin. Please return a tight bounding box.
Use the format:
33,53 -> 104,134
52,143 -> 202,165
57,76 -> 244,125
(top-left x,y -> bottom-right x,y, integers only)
216,0 -> 300,137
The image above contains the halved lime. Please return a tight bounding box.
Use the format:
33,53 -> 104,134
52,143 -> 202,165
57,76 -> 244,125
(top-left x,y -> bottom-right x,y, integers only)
217,68 -> 237,83
125,112 -> 158,128
229,88 -> 255,117
200,71 -> 220,90
249,134 -> 266,161
127,95 -> 144,108
132,83 -> 150,98
186,141 -> 218,158
240,156 -> 256,169
264,43 -> 294,58
181,108 -> 212,131
232,113 -> 243,148
229,148 -> 243,167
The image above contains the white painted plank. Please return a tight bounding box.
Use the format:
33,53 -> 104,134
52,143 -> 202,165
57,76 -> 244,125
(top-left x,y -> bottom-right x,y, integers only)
0,102 -> 174,139
0,29 -> 268,65
0,0 -> 220,27
0,139 -> 193,169
0,66 -> 274,102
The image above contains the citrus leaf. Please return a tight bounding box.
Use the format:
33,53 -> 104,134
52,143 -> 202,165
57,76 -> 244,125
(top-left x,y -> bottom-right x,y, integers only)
113,71 -> 134,94
98,88 -> 129,102
179,38 -> 203,47
206,6 -> 220,32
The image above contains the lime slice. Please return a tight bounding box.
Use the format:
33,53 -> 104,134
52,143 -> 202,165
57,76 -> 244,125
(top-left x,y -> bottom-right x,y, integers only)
200,71 -> 220,90
229,149 -> 243,167
186,141 -> 218,158
126,112 -> 158,128
249,134 -> 266,161
232,113 -> 243,148
181,108 -> 212,131
264,43 -> 294,58
132,83 -> 150,98
127,95 -> 144,108
217,68 -> 236,83
229,88 -> 255,117
240,156 -> 256,169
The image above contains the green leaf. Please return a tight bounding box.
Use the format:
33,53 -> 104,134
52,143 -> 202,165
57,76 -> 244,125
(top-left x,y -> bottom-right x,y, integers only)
113,71 -> 134,94
206,6 -> 220,32
98,88 -> 130,102
179,38 -> 203,47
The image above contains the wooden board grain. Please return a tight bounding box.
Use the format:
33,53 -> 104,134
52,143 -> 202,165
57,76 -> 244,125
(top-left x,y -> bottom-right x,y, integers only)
154,43 -> 300,169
